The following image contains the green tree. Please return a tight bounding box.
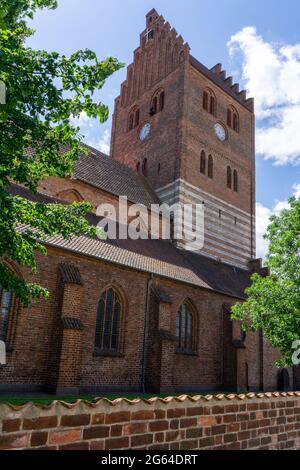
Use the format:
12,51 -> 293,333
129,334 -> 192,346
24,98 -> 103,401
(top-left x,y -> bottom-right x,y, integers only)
0,0 -> 123,304
231,197 -> 300,366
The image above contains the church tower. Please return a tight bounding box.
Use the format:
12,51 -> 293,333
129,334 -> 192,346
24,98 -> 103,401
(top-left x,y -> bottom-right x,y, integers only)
110,9 -> 256,269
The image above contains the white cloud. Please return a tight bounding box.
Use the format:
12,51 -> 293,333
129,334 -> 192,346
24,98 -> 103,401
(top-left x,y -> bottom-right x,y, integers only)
256,185 -> 300,259
70,111 -> 111,155
86,129 -> 111,155
228,27 -> 300,166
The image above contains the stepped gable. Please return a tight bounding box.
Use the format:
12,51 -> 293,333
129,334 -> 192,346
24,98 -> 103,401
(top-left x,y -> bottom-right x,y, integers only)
117,8 -> 190,110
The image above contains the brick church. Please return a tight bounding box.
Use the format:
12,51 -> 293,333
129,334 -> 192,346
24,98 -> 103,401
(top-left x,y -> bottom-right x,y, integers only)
0,9 -> 296,395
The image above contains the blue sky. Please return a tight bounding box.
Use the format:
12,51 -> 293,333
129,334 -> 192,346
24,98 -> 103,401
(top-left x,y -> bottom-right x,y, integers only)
28,0 -> 300,257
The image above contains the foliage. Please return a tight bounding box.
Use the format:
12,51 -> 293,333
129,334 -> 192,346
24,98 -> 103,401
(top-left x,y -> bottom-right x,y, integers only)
0,0 -> 123,304
231,197 -> 300,367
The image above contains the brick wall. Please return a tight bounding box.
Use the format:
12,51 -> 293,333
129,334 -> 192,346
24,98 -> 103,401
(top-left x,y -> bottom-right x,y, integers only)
1,393 -> 300,450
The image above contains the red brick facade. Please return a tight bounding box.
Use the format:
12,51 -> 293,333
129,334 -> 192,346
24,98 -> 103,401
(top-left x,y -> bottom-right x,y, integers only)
0,245 -> 295,394
1,394 -> 300,450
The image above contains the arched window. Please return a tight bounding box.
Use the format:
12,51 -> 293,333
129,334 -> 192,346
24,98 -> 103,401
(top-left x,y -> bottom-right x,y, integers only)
128,107 -> 139,131
176,301 -> 197,353
227,166 -> 232,189
0,288 -> 13,342
142,158 -> 147,176
94,288 -> 123,353
136,161 -> 140,172
57,189 -> 84,203
150,89 -> 165,116
151,96 -> 158,115
200,151 -> 206,175
233,170 -> 238,192
128,113 -> 134,131
210,95 -> 216,116
208,155 -> 213,179
227,106 -> 239,132
203,89 -> 217,116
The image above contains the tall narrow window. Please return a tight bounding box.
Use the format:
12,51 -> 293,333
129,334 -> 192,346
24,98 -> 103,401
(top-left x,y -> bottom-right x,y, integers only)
227,106 -> 239,132
151,96 -> 158,115
227,166 -> 232,189
233,170 -> 238,192
128,107 -> 140,131
136,161 -> 140,172
0,288 -> 12,341
233,113 -> 239,132
94,288 -> 123,353
200,151 -> 206,175
227,109 -> 232,127
142,158 -> 147,176
210,96 -> 216,116
203,91 -> 208,111
150,89 -> 165,116
176,302 -> 197,353
128,113 -> 134,131
134,109 -> 140,128
208,155 -> 213,179
203,89 -> 217,116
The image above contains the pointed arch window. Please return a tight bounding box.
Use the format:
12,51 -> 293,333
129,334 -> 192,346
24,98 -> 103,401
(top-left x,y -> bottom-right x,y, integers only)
94,288 -> 123,354
128,107 -> 140,132
176,301 -> 197,354
227,106 -> 239,132
203,89 -> 217,116
227,166 -> 232,189
150,89 -> 165,116
208,155 -> 213,179
200,151 -> 206,175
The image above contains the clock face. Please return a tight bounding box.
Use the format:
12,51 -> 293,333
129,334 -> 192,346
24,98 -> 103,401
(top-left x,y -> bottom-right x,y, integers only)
214,123 -> 226,142
139,123 -> 151,141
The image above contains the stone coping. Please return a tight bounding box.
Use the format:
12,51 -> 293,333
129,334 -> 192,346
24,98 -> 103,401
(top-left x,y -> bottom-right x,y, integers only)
1,392 -> 300,412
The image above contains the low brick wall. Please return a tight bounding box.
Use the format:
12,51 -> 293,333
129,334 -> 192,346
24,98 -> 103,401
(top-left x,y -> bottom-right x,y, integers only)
0,392 -> 300,450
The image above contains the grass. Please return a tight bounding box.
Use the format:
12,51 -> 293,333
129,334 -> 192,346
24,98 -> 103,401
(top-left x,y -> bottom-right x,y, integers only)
0,393 -> 173,406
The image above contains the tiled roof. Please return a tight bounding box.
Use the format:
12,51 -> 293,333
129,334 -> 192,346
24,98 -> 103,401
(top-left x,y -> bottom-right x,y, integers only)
25,145 -> 160,208
9,183 -> 251,299
74,145 -> 160,208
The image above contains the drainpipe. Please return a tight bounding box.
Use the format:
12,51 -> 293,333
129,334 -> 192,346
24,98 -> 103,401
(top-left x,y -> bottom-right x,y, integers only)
141,274 -> 154,393
259,329 -> 264,391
